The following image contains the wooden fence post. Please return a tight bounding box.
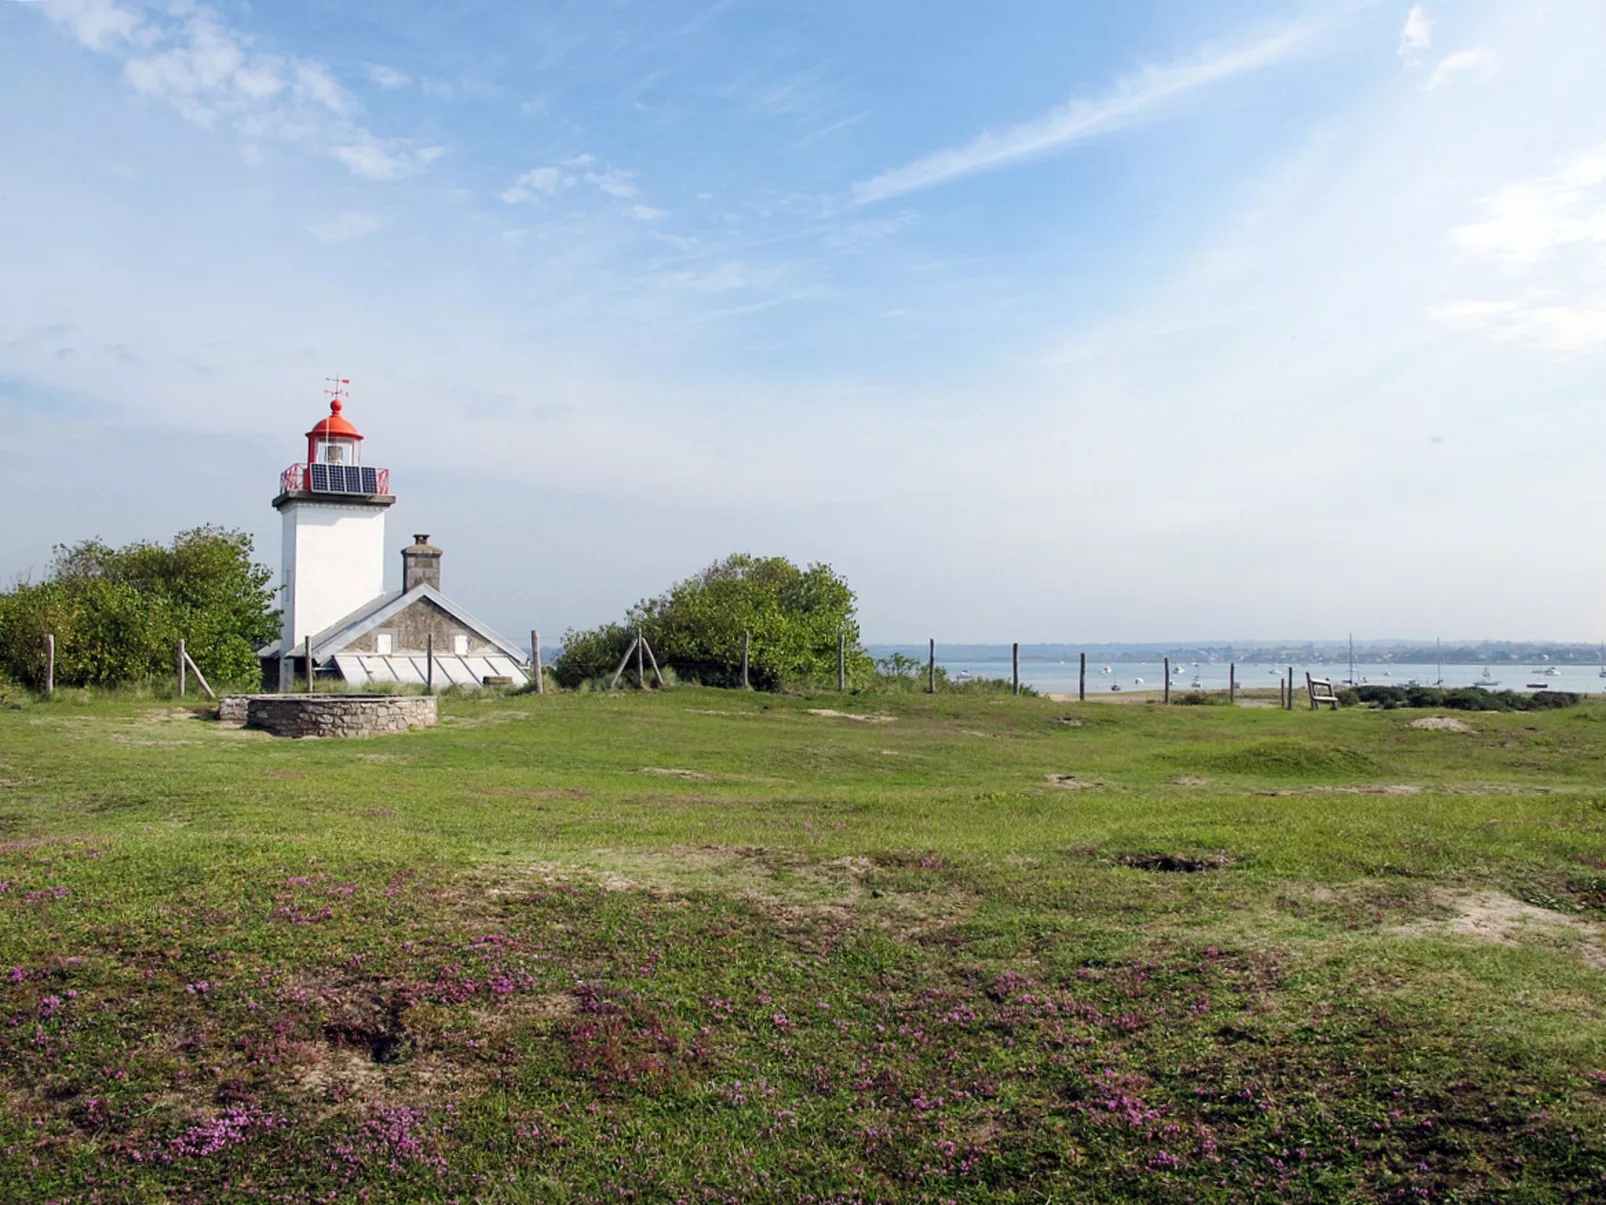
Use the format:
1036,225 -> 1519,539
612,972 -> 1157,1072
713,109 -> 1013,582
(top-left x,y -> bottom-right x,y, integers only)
178,639 -> 187,698
426,633 -> 434,695
1229,662 -> 1236,704
1287,666 -> 1294,710
838,632 -> 846,692
637,629 -> 646,690
741,630 -> 750,690
304,636 -> 314,693
1012,643 -> 1019,696
928,639 -> 936,694
608,635 -> 639,690
181,648 -> 215,699
1164,657 -> 1170,704
641,635 -> 667,688
1079,652 -> 1086,702
531,630 -> 544,694
45,634 -> 55,699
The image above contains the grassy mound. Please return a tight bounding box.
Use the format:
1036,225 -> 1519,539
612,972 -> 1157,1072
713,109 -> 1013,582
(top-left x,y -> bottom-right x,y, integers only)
1169,737 -> 1380,779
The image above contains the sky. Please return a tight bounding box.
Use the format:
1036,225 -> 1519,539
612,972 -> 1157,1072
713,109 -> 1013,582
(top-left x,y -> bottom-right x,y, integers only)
2,0 -> 1604,644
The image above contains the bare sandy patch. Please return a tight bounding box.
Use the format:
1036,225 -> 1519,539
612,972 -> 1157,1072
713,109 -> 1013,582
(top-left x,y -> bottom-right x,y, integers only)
1396,890 -> 1606,971
1173,775 -> 1210,787
806,709 -> 896,723
1045,774 -> 1102,790
1253,784 -> 1422,797
1411,716 -> 1475,733
637,767 -> 711,780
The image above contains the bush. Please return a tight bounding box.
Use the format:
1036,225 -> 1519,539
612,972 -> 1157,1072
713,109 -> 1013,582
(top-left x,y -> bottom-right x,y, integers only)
1528,690 -> 1582,709
549,622 -> 634,689
1337,684 -> 1579,713
0,527 -> 278,690
553,555 -> 873,691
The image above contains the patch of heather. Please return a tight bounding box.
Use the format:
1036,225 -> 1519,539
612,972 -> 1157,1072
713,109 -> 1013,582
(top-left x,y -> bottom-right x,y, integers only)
0,835 -> 1603,1203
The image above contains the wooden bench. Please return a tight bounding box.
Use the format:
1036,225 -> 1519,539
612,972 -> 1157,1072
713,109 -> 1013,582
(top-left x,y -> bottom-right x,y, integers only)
1306,674 -> 1340,711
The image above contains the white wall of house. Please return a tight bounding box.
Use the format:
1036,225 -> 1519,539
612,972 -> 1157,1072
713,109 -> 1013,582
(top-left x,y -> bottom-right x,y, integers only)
280,500 -> 387,650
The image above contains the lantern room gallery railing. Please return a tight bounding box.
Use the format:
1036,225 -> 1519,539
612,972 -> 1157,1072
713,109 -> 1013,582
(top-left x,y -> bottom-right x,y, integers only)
279,463 -> 391,496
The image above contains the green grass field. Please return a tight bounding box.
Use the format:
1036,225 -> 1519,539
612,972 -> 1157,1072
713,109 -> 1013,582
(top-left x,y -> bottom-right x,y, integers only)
2,687 -> 1604,1203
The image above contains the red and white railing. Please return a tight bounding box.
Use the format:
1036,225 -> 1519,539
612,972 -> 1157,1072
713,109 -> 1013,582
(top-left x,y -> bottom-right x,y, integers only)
279,463 -> 390,496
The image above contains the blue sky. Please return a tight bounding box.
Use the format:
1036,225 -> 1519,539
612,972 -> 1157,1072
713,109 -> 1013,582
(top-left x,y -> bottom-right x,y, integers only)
3,0 -> 1605,643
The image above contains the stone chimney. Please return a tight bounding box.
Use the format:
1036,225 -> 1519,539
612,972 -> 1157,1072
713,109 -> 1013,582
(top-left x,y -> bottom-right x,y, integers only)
401,534 -> 441,592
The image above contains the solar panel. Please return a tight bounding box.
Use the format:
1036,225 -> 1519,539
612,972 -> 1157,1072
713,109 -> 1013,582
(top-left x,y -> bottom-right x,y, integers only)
359,466 -> 379,494
337,465 -> 356,492
309,463 -> 330,491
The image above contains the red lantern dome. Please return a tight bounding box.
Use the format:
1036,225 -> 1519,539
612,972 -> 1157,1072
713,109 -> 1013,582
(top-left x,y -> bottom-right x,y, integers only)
277,387 -> 390,499
306,398 -> 364,466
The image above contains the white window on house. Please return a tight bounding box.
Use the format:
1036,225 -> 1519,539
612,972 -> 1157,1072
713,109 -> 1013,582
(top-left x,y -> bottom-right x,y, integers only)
451,634 -> 470,655
374,632 -> 393,655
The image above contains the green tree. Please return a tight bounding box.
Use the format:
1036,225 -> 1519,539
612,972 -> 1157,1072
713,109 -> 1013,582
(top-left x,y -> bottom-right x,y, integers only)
553,554 -> 871,690
0,526 -> 278,690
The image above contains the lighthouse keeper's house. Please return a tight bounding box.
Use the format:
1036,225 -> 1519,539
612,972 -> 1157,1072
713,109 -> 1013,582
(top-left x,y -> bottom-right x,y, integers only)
258,395 -> 529,691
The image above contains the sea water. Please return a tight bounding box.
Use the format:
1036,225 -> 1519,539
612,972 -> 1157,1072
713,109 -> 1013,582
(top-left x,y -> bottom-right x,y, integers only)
927,659 -> 1606,696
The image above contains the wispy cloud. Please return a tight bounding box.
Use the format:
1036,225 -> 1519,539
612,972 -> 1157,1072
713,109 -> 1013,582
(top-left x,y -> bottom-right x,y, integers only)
586,167 -> 637,199
1424,48 -> 1497,91
1449,143 -> 1606,263
34,1 -> 442,181
331,139 -> 445,181
499,157 -> 663,217
501,166 -> 562,204
39,0 -> 143,53
851,19 -> 1320,206
1398,5 -> 1432,61
364,63 -> 410,91
306,211 -> 382,243
1434,141 -> 1606,352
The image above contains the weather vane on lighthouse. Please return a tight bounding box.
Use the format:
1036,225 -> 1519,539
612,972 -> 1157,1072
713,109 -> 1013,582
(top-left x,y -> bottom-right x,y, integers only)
324,376 -> 350,407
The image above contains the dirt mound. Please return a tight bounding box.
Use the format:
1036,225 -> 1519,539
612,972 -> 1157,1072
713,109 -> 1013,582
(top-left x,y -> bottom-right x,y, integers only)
1045,774 -> 1101,790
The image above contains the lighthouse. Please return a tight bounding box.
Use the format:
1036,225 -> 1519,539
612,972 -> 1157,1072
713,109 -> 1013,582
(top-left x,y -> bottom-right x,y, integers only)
261,385 -> 529,691
272,390 -> 394,683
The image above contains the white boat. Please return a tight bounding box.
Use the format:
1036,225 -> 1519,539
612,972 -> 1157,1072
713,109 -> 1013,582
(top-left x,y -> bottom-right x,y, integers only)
1101,665 -> 1112,675
1190,678 -> 1204,689
1541,666 -> 1559,677
1110,683 -> 1122,692
1133,677 -> 1144,685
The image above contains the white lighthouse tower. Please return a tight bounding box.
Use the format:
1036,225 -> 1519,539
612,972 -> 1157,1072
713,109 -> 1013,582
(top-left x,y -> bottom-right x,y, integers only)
272,384 -> 394,687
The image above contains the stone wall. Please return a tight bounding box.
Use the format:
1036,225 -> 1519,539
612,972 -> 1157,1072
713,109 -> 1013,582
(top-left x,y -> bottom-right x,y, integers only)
240,694 -> 437,738
218,696 -> 251,725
